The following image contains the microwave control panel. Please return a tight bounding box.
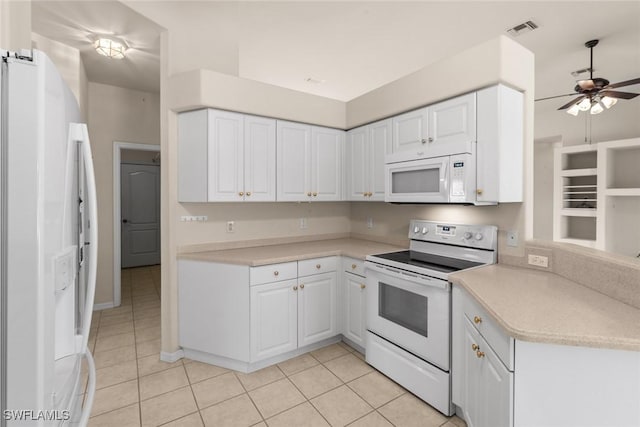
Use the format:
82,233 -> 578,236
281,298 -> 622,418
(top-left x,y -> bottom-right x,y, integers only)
449,154 -> 475,203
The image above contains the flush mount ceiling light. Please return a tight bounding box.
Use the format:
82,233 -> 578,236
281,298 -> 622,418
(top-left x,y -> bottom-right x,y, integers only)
93,37 -> 127,59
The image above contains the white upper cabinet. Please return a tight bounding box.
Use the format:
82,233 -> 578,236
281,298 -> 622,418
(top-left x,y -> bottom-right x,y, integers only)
346,119 -> 391,201
428,93 -> 476,154
277,120 -> 344,201
392,107 -> 429,154
178,109 -> 276,202
208,110 -> 245,201
244,115 -> 277,201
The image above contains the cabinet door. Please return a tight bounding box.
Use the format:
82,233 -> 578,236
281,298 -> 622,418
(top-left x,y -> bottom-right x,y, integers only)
391,107 -> 429,153
428,93 -> 476,154
369,119 -> 392,201
244,116 -> 276,201
343,272 -> 366,347
277,121 -> 311,201
250,279 -> 298,362
208,109 -> 245,201
298,272 -> 337,347
346,126 -> 368,201
311,126 -> 343,201
462,317 -> 513,427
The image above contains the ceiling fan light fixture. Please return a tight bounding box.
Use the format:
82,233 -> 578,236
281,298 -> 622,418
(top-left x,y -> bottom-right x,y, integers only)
94,37 -> 127,59
566,104 -> 580,116
602,96 -> 617,108
577,97 -> 592,111
590,102 -> 604,115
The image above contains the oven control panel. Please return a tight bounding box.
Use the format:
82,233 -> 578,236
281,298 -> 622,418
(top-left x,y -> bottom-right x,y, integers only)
408,220 -> 497,250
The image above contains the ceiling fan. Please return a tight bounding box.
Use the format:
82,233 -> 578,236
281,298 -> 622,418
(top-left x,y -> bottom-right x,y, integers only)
537,39 -> 640,115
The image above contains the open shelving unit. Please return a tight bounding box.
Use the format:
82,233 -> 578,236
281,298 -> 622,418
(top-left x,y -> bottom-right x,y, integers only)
554,138 -> 640,257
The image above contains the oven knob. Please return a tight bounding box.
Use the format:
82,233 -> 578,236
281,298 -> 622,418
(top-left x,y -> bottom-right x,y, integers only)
421,227 -> 428,234
475,233 -> 483,241
413,226 -> 420,234
464,232 -> 472,240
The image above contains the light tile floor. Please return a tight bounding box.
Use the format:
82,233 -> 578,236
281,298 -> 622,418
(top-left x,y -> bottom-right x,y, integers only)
87,266 -> 467,427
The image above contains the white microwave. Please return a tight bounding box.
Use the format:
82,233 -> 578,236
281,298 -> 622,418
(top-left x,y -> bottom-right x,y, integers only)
385,154 -> 476,204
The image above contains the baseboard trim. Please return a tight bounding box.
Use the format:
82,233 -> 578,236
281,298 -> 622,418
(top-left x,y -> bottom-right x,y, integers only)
161,349 -> 185,363
93,302 -> 115,311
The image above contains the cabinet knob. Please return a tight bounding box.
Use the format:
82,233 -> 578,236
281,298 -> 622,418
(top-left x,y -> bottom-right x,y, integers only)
307,192 -> 312,197
476,189 -> 484,195
246,191 -> 251,196
360,284 -> 366,290
428,137 -> 434,143
476,350 -> 485,359
313,192 -> 317,197
293,285 -> 298,291
316,264 -> 321,269
471,343 -> 479,351
274,271 -> 279,276
473,315 -> 482,324
351,264 -> 357,269
239,191 -> 244,196
421,138 -> 426,144
300,284 -> 305,289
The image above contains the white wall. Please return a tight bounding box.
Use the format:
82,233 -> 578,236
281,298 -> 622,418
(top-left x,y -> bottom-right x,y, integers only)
87,82 -> 160,305
0,1 -> 31,52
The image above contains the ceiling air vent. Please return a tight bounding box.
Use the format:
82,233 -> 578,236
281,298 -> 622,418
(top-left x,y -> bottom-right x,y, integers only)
507,21 -> 539,37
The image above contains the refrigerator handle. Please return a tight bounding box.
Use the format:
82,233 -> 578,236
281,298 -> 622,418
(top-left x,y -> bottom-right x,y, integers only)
70,123 -> 98,426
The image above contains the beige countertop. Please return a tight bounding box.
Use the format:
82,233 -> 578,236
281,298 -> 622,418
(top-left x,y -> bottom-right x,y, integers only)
450,264 -> 640,352
178,238 -> 406,266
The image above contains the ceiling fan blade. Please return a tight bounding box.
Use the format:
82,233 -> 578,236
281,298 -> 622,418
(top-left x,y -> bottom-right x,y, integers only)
577,80 -> 595,90
558,96 -> 585,110
535,93 -> 577,102
598,90 -> 639,100
605,77 -> 640,89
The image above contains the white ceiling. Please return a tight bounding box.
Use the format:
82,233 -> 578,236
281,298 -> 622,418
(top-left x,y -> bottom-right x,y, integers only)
31,1 -> 640,104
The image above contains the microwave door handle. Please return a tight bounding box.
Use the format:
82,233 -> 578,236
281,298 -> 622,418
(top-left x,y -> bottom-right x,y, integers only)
441,160 -> 449,195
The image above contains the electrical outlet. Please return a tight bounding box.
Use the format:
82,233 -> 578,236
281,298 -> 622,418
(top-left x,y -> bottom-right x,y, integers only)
299,217 -> 308,229
226,221 -> 235,233
506,231 -> 518,247
528,254 -> 549,268
367,217 -> 374,229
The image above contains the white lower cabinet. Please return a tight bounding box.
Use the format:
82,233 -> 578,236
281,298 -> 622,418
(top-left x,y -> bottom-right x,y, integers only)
250,279 -> 298,362
250,257 -> 337,363
342,271 -> 366,348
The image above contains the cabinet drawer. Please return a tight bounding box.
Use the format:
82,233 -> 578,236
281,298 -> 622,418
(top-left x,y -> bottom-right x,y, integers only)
462,291 -> 514,371
298,256 -> 337,277
343,257 -> 365,277
250,262 -> 297,286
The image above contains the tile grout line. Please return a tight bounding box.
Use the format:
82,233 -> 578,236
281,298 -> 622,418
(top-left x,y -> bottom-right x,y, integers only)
230,369 -> 267,426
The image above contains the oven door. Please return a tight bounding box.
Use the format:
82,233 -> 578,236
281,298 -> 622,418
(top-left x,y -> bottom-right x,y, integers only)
365,262 -> 450,371
385,156 -> 449,203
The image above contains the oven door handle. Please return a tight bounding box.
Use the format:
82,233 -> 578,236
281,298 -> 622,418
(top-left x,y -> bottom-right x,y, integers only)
365,262 -> 450,291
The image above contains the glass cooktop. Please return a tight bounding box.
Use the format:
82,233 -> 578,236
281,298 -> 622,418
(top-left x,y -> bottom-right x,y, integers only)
371,250 -> 483,274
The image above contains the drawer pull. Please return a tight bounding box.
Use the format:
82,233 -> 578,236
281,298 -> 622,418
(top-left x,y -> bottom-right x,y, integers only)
476,350 -> 485,359
293,285 -> 298,291
473,316 -> 482,324
239,191 -> 244,196
246,191 -> 252,196
316,264 -> 321,269
273,271 -> 279,276
351,264 -> 357,269
300,284 -> 305,289
313,192 -> 318,197
360,284 -> 366,290
471,343 -> 479,351
307,192 -> 312,197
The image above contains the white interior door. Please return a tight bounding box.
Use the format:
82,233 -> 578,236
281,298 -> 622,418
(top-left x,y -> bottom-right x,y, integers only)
121,163 -> 160,268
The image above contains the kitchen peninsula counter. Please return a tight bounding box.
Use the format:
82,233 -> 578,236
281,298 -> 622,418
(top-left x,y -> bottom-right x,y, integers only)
178,237 -> 405,266
450,264 -> 640,352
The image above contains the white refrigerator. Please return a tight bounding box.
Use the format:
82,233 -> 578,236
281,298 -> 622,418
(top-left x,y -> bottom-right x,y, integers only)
1,49 -> 98,425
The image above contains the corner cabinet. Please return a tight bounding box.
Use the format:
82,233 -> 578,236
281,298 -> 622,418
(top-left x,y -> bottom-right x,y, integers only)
276,121 -> 344,201
177,109 -> 276,202
346,119 -> 391,201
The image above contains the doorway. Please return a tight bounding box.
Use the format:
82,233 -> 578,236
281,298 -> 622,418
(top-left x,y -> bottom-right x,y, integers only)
113,142 -> 160,307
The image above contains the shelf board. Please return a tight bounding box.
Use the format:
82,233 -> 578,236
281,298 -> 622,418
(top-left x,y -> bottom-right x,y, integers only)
560,208 -> 597,217
563,191 -> 597,195
563,185 -> 597,189
605,188 -> 640,197
563,199 -> 597,202
561,168 -> 597,177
